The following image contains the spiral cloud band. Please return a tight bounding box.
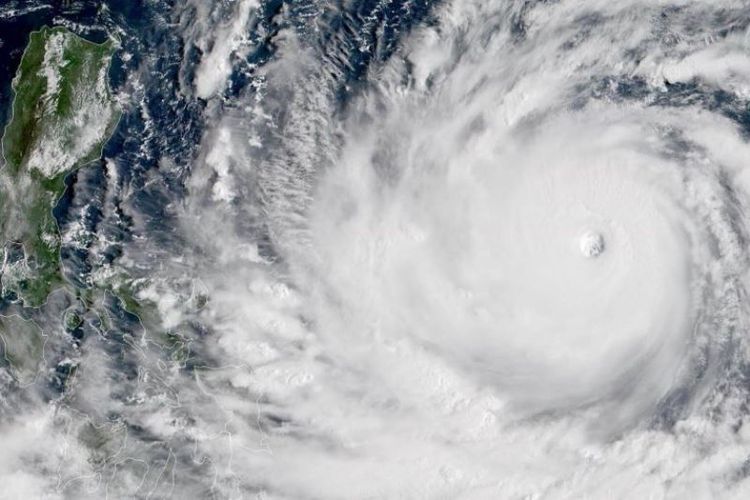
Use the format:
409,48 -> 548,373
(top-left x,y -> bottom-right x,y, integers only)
217,1 -> 750,496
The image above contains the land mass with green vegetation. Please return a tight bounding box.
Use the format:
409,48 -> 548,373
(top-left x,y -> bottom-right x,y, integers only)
0,27 -> 193,389
0,26 -> 120,307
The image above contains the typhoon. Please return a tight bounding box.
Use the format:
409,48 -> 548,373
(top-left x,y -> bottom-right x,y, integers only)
1,0 -> 750,498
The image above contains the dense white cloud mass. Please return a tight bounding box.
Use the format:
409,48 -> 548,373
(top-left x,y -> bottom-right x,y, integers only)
4,0 -> 750,498
173,1 -> 750,497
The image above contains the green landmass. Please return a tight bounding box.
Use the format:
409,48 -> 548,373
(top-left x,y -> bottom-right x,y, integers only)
0,27 -> 192,389
0,26 -> 120,307
0,314 -> 45,384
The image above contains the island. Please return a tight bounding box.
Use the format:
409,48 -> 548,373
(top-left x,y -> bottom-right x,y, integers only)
0,26 -> 120,307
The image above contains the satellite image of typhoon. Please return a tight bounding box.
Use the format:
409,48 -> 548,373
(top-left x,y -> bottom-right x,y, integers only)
2,0 -> 750,498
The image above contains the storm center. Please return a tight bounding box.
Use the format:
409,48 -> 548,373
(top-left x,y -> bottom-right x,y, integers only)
580,231 -> 605,258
